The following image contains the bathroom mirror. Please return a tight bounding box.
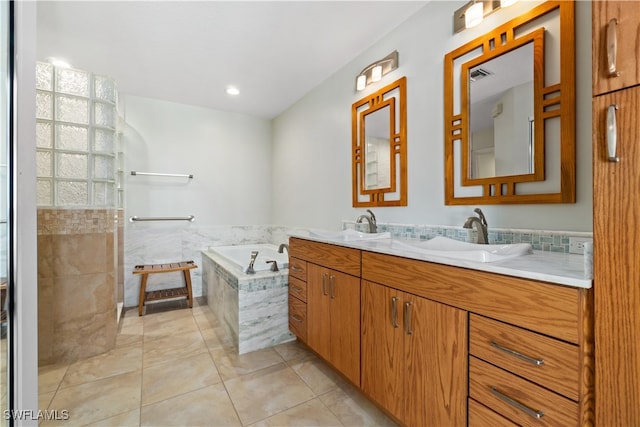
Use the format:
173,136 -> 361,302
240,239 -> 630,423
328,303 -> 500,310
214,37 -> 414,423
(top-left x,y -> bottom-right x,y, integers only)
444,0 -> 575,204
352,77 -> 407,207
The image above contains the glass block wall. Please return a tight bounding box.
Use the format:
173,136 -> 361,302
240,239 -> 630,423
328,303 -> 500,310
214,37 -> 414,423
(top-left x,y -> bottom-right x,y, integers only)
35,62 -> 120,207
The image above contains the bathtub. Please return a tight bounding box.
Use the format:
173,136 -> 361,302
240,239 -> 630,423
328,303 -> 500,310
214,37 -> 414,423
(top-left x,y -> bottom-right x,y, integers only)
211,243 -> 289,273
202,243 -> 294,354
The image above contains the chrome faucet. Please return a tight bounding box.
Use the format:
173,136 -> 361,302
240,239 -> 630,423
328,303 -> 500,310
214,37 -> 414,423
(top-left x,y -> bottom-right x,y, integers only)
463,208 -> 489,244
356,209 -> 378,233
246,250 -> 259,274
266,260 -> 279,272
278,243 -> 289,254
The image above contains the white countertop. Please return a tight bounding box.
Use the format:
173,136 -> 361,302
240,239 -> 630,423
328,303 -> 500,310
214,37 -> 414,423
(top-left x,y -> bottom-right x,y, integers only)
289,232 -> 593,289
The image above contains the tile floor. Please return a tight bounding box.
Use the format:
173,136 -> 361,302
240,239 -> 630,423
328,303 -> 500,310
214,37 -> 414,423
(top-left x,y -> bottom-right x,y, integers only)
38,298 -> 397,427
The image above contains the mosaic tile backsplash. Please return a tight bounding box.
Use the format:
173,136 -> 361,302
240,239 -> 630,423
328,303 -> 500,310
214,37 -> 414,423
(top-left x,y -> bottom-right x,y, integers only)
344,221 -> 593,254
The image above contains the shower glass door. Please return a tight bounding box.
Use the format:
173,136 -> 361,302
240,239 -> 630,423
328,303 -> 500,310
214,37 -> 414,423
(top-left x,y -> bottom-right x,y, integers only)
0,1 -> 12,423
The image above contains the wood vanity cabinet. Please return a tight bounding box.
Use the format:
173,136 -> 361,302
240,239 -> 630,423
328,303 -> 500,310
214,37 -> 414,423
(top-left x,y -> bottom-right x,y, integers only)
361,280 -> 467,426
289,238 -> 361,386
362,251 -> 593,427
593,3 -> 640,424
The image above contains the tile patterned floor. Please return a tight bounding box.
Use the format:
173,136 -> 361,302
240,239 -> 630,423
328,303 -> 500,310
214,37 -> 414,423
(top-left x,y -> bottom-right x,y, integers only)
38,298 -> 398,427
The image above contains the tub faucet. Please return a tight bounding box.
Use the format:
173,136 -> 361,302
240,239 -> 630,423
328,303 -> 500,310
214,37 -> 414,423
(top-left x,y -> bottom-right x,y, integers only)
463,208 -> 489,244
266,260 -> 279,272
246,250 -> 259,274
278,243 -> 289,254
356,209 -> 378,233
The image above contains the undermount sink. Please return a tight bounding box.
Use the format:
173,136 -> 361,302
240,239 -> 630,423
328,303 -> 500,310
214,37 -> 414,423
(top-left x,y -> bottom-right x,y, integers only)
390,236 -> 533,263
308,229 -> 392,242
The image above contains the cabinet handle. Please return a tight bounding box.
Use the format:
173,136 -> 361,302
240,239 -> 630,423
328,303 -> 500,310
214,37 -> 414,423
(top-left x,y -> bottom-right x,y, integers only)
490,341 -> 545,366
291,286 -> 303,294
404,301 -> 413,335
607,104 -> 620,162
290,315 -> 303,323
391,297 -> 399,328
329,275 -> 336,299
607,18 -> 620,77
290,266 -> 303,273
490,386 -> 544,420
321,274 -> 328,296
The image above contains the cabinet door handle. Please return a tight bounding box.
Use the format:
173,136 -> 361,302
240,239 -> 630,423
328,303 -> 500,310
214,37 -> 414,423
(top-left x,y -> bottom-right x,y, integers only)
291,286 -> 303,294
321,273 -> 328,296
607,18 -> 620,77
607,104 -> 620,162
290,265 -> 303,273
490,386 -> 544,420
290,315 -> 303,323
329,275 -> 336,299
404,301 -> 413,335
391,297 -> 399,328
490,341 -> 545,366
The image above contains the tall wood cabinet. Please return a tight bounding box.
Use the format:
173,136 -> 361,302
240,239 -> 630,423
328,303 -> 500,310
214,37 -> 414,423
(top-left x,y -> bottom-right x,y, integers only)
592,2 -> 640,425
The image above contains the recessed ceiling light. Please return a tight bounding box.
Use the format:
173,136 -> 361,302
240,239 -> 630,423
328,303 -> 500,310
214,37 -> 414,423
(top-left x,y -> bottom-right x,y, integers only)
225,86 -> 240,96
46,57 -> 72,68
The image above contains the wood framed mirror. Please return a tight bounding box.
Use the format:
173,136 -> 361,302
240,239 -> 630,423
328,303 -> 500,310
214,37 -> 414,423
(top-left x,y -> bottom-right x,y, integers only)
444,1 -> 575,205
352,76 -> 407,207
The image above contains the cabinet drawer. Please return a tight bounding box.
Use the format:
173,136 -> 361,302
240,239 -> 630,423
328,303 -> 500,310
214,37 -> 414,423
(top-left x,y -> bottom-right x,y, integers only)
288,295 -> 307,342
289,257 -> 307,281
468,398 -> 518,427
469,314 -> 580,400
290,238 -> 360,276
288,276 -> 307,302
470,357 -> 579,426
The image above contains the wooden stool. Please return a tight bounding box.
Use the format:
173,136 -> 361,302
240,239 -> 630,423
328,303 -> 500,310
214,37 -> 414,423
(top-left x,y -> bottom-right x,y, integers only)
133,260 -> 198,316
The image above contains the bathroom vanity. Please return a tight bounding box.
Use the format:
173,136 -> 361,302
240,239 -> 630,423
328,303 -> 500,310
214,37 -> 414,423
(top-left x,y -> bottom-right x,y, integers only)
288,236 -> 593,426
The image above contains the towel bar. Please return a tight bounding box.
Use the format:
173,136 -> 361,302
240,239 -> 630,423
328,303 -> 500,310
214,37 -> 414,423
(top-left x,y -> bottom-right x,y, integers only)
129,215 -> 195,222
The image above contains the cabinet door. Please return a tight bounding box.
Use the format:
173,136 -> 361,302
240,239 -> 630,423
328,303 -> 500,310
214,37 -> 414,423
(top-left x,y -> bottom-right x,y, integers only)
328,269 -> 361,385
361,280 -> 404,420
593,1 -> 640,95
593,87 -> 640,425
404,295 -> 467,427
307,263 -> 331,361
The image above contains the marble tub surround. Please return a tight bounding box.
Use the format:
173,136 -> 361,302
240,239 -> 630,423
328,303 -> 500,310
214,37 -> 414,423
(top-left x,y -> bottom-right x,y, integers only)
124,223 -> 288,307
343,220 -> 593,254
37,208 -> 118,365
202,247 -> 294,354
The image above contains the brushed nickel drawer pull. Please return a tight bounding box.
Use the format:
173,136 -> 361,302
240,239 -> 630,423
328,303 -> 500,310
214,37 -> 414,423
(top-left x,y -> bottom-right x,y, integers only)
291,286 -> 303,294
404,301 -> 413,335
290,266 -> 303,273
607,104 -> 620,162
607,18 -> 620,77
321,274 -> 328,296
490,386 -> 544,420
490,341 -> 545,366
290,315 -> 303,323
391,297 -> 399,328
329,275 -> 336,299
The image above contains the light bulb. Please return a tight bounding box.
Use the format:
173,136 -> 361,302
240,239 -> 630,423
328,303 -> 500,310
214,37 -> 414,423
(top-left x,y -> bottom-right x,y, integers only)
500,0 -> 518,7
356,75 -> 366,91
465,2 -> 484,29
225,86 -> 240,96
371,65 -> 383,82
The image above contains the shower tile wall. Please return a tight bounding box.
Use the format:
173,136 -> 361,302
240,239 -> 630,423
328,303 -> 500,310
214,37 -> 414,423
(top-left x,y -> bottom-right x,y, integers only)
38,208 -> 117,365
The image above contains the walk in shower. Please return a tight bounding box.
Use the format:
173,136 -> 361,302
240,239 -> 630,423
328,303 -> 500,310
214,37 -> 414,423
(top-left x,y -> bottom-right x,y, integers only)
35,61 -> 123,364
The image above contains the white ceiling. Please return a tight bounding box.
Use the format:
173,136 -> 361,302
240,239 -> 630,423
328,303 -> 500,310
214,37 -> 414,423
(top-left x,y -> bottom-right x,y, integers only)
37,1 -> 427,119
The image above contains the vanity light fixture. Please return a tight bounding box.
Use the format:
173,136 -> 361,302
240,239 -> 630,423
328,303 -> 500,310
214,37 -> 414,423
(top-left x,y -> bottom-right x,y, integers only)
355,51 -> 399,92
465,1 -> 484,29
454,0 -> 519,33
